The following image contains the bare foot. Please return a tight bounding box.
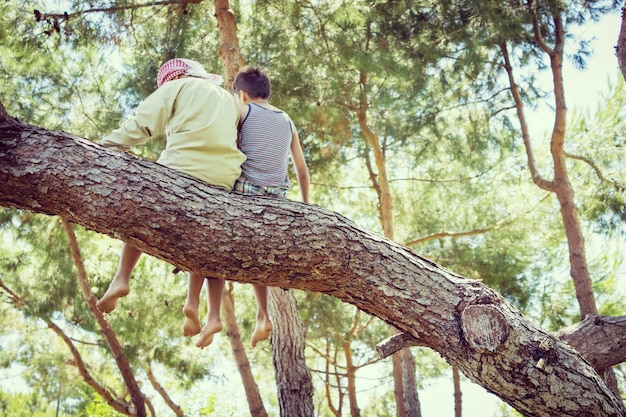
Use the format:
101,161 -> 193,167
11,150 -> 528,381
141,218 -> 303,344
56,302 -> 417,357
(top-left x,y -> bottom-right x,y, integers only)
196,319 -> 223,349
250,318 -> 273,348
182,304 -> 201,337
96,281 -> 130,313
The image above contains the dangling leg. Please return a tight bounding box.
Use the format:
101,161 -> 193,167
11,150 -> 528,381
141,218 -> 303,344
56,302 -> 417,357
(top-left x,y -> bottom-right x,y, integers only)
196,278 -> 225,348
182,272 -> 203,336
97,243 -> 142,313
250,285 -> 273,348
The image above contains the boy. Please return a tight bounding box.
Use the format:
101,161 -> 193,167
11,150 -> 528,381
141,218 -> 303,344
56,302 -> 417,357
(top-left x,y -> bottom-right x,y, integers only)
183,66 -> 310,348
97,58 -> 245,314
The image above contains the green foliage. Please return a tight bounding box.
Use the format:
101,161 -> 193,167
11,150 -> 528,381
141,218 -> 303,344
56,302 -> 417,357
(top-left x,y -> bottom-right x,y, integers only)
0,389 -> 55,417
568,80 -> 626,234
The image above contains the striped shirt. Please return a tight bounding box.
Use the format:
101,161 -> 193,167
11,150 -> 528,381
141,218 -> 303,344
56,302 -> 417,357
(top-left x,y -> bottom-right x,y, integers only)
238,103 -> 293,188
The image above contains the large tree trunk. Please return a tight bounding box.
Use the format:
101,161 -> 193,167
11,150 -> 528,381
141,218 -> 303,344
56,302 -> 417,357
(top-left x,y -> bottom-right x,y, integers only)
1,115 -> 625,417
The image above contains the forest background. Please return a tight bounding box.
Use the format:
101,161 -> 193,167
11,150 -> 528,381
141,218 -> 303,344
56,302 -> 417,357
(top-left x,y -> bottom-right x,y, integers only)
0,0 -> 625,416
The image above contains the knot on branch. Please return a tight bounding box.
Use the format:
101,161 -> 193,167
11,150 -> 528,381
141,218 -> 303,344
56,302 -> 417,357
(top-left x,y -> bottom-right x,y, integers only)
461,304 -> 509,353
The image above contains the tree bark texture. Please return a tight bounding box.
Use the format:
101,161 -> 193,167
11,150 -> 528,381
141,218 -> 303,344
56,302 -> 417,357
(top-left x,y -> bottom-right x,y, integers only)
1,119 -> 625,417
213,0 -> 243,87
397,348 -> 420,417
269,288 -> 314,417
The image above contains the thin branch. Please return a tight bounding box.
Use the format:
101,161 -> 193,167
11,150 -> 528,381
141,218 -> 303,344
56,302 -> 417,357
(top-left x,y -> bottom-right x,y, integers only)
565,152 -> 625,191
146,367 -> 184,417
499,41 -> 554,191
0,278 -> 132,414
61,219 -> 147,417
0,279 -> 23,306
405,193 -> 551,247
45,318 -> 133,415
530,1 -> 553,55
35,0 -> 203,21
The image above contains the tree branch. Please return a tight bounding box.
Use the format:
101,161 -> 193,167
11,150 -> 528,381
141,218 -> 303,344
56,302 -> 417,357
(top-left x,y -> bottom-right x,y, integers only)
499,41 -> 554,192
380,314 -> 626,375
146,367 -> 184,417
0,278 -> 133,415
1,119 -> 625,416
558,314 -> 626,372
34,0 -> 204,21
61,219 -> 147,417
565,152 -> 625,191
405,193 -> 550,247
44,318 -> 134,415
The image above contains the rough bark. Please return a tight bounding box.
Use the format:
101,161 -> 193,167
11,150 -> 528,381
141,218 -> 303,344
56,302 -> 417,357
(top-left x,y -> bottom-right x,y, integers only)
397,348 -> 420,417
268,288 -> 314,417
557,315 -> 626,373
213,0 -> 243,86
1,120 -> 625,416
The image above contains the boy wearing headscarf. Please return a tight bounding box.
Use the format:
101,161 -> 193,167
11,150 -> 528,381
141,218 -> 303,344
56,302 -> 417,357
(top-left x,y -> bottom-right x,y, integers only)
97,58 -> 245,314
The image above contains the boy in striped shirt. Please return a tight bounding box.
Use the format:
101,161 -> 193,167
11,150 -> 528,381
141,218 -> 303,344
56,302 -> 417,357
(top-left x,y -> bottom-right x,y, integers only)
183,66 -> 310,349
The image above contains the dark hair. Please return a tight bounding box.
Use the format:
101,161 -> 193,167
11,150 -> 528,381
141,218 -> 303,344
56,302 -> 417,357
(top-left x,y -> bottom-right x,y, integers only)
232,66 -> 271,99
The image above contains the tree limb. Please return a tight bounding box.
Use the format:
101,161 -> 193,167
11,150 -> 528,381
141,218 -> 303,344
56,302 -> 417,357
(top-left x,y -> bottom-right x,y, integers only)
62,219 -> 147,417
146,367 -> 184,417
565,151 -> 625,191
0,279 -> 133,415
558,314 -> 626,372
1,118 -> 625,416
34,0 -> 204,21
499,41 -> 554,192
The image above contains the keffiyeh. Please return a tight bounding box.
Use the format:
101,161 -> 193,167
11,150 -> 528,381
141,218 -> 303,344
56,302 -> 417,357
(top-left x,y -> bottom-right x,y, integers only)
156,58 -> 224,87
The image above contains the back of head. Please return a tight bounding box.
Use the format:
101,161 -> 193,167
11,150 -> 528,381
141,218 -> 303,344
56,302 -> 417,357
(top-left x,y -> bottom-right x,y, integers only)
232,66 -> 271,99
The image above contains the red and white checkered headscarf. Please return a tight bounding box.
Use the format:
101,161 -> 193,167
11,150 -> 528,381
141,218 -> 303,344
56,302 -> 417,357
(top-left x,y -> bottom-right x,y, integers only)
156,58 -> 224,87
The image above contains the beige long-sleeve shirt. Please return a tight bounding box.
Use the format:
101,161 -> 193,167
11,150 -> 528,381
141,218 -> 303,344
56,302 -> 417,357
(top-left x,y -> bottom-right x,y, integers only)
101,77 -> 245,190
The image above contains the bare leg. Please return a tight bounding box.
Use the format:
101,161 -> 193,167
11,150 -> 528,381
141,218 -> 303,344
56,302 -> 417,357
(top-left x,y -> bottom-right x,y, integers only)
182,273 -> 203,336
97,243 -> 142,313
250,285 -> 273,348
196,278 -> 225,349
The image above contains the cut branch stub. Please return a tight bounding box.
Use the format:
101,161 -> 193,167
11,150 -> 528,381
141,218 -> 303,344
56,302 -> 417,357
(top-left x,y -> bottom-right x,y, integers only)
461,304 -> 509,353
